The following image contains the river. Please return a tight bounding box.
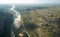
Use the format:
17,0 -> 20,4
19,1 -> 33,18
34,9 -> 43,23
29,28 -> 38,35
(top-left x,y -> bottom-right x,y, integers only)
10,5 -> 30,37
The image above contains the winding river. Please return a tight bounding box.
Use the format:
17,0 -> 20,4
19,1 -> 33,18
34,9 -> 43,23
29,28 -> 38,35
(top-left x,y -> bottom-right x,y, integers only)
10,5 -> 30,37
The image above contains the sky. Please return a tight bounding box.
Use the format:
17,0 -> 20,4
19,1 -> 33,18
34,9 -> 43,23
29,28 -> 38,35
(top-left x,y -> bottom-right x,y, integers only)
0,0 -> 60,4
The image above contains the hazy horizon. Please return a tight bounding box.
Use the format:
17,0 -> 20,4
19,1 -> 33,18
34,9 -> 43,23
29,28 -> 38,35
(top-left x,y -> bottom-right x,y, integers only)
0,0 -> 60,4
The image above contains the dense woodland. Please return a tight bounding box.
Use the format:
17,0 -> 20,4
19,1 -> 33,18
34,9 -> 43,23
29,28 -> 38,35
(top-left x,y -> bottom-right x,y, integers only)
0,9 -> 13,37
